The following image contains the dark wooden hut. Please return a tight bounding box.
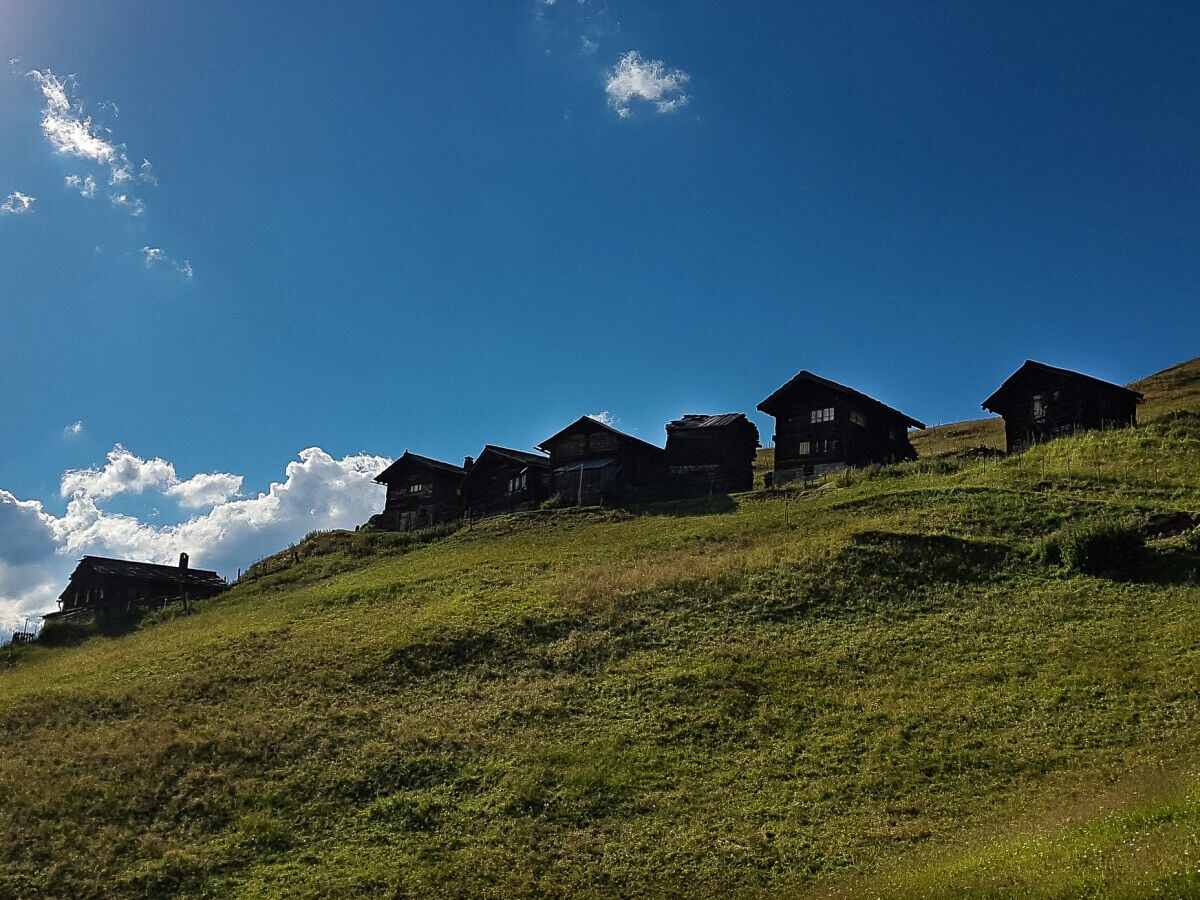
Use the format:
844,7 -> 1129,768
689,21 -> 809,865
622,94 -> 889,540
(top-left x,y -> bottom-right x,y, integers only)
981,360 -> 1143,453
43,554 -> 227,622
757,371 -> 925,484
371,451 -> 467,531
664,413 -> 760,494
461,445 -> 552,519
536,416 -> 667,505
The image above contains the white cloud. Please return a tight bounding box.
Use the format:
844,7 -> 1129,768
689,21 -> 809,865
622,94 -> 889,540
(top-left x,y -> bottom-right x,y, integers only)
61,445 -> 177,500
28,69 -> 153,216
1,447 -> 391,634
0,490 -> 65,635
581,36 -> 599,54
111,193 -> 145,216
605,50 -> 690,118
587,411 -> 616,427
165,473 -> 243,508
1,191 -> 36,215
65,174 -> 98,198
141,246 -> 192,278
64,421 -> 84,436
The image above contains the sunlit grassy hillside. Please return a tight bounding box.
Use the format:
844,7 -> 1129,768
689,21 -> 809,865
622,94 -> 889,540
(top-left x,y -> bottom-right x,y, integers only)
3,362 -> 1200,898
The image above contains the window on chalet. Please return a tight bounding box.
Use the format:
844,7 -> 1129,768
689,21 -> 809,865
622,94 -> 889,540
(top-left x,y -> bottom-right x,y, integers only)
801,439 -> 838,455
507,473 -> 527,495
810,407 -> 835,423
849,411 -> 866,427
1032,395 -> 1046,422
408,483 -> 428,494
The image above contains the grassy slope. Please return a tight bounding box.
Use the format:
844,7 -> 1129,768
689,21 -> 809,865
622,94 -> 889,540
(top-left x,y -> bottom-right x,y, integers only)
911,356 -> 1200,458
3,371 -> 1200,897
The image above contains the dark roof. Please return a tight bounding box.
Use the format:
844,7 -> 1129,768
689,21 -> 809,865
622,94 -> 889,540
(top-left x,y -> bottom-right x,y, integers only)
461,445 -> 550,489
476,445 -> 551,467
60,555 -> 226,600
374,451 -> 467,484
553,457 -> 617,474
981,360 -> 1145,412
757,371 -> 925,429
535,415 -> 664,454
665,413 -> 754,430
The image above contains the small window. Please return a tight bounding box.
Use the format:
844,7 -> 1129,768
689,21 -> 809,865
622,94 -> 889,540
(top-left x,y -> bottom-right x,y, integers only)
408,483 -> 427,494
810,407 -> 835,423
849,411 -> 866,427
507,473 -> 527,494
798,441 -> 811,455
1032,395 -> 1046,422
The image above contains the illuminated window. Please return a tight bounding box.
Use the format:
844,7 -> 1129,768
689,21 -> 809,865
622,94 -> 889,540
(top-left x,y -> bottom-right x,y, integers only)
810,407 -> 835,423
799,441 -> 811,455
408,483 -> 427,494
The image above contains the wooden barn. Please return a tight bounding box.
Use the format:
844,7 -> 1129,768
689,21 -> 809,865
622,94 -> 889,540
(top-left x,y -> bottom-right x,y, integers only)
43,554 -> 227,622
461,445 -> 552,519
982,360 -> 1143,453
664,413 -> 760,494
536,416 -> 668,505
371,451 -> 467,531
757,371 -> 925,483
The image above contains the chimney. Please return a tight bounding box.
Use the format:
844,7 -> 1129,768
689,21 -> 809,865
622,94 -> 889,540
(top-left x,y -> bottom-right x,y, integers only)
463,456 -> 474,472
179,552 -> 189,570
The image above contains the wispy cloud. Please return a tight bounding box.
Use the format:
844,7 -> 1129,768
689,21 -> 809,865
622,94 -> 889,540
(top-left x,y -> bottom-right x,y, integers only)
112,193 -> 146,216
28,69 -> 157,215
63,421 -> 83,436
141,246 -> 193,279
64,174 -> 98,198
0,191 -> 36,215
587,411 -> 617,427
605,50 -> 690,118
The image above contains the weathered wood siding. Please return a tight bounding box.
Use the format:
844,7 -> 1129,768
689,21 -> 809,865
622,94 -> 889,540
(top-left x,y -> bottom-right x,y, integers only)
769,382 -> 916,478
986,367 -> 1140,453
540,419 -> 667,504
462,451 -> 552,518
665,416 -> 759,493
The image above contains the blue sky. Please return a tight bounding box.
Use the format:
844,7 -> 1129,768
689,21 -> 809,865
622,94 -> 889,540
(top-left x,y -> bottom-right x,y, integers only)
2,1 -> 1199,627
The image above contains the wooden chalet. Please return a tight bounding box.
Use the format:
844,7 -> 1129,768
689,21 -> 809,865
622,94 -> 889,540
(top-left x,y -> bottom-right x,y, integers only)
757,371 -> 925,483
982,360 -> 1143,454
371,451 -> 466,531
461,445 -> 552,519
536,416 -> 667,505
44,554 -> 227,622
664,413 -> 760,494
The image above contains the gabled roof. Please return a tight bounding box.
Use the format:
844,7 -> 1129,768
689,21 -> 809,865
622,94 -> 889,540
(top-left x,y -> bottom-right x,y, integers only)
460,445 -> 550,489
535,415 -> 664,455
374,451 -> 467,485
61,555 -> 226,600
981,360 -> 1144,413
757,371 -> 925,429
665,413 -> 755,431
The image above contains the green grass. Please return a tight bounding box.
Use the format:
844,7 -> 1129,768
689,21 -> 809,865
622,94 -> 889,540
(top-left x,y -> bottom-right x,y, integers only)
4,366 -> 1200,898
